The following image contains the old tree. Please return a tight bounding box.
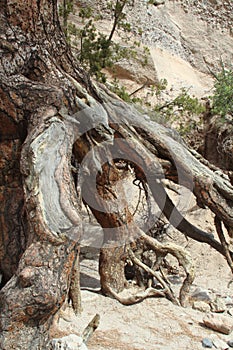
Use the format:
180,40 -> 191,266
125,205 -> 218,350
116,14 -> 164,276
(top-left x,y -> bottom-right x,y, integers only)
0,0 -> 233,349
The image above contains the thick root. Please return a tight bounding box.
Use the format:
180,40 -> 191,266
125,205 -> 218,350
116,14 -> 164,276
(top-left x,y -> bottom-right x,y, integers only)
128,248 -> 179,305
103,283 -> 167,306
138,230 -> 195,306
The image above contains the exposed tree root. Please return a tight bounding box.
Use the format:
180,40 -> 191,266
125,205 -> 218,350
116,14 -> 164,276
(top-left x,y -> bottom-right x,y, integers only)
102,283 -> 166,306
99,229 -> 195,307
215,216 -> 233,274
68,247 -> 82,315
138,230 -> 195,306
128,248 -> 179,305
82,314 -> 100,344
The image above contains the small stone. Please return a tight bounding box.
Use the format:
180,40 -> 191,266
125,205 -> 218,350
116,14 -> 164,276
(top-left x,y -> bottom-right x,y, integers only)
202,338 -> 213,348
227,340 -> 233,348
211,298 -> 227,313
212,338 -> 229,349
190,287 -> 212,303
50,334 -> 88,350
203,313 -> 233,335
193,301 -> 211,313
167,275 -> 182,285
151,0 -> 165,5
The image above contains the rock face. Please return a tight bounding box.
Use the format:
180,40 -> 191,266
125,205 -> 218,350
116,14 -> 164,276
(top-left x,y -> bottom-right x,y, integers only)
75,0 -> 233,96
129,0 -> 233,70
129,0 -> 233,96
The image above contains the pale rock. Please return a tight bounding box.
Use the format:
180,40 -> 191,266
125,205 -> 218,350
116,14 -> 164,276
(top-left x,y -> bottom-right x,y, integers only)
190,287 -> 212,303
50,334 -> 88,350
203,313 -> 233,335
211,298 -> 227,313
212,337 -> 229,349
151,0 -> 165,5
225,297 -> 233,306
192,301 -> 211,313
202,338 -> 213,348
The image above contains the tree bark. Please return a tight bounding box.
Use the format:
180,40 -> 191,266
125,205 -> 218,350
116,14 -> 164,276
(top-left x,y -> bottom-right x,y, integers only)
0,0 -> 85,347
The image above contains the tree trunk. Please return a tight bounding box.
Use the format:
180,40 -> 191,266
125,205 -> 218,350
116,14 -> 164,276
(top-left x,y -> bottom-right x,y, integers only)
0,0 -> 86,348
0,0 -> 233,348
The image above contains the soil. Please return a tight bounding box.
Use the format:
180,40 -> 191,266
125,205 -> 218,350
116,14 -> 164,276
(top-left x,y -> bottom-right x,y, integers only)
51,192 -> 233,350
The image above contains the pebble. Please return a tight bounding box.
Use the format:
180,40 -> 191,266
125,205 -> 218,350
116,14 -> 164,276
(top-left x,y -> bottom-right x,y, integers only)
50,334 -> 88,350
227,340 -> 233,348
225,297 -> 233,306
228,309 -> 233,317
212,338 -> 229,349
190,287 -> 212,303
193,301 -> 211,313
167,275 -> 182,285
202,338 -> 213,348
211,298 -> 227,313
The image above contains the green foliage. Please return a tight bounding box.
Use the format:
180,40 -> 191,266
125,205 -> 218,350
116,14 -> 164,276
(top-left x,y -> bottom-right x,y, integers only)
109,79 -> 142,103
109,79 -> 132,102
211,64 -> 233,118
59,0 -> 148,82
59,0 -> 74,41
172,89 -> 205,116
151,88 -> 205,136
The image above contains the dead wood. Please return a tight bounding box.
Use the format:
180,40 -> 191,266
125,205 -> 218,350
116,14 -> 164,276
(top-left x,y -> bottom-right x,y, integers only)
101,283 -> 166,306
138,230 -> 195,306
68,248 -> 82,315
214,216 -> 233,274
128,249 -> 179,305
82,314 -> 100,344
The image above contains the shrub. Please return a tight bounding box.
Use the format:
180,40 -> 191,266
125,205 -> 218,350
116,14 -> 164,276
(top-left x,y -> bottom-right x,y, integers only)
211,63 -> 233,118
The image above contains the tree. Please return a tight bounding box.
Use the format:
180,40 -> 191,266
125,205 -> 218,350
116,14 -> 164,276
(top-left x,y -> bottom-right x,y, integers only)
59,0 -> 138,81
0,1 -> 233,349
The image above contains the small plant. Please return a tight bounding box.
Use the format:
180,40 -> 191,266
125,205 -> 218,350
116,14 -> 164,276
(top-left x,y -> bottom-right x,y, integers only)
151,88 -> 205,138
109,78 -> 142,104
210,63 -> 233,118
59,0 -> 148,82
173,89 -> 205,116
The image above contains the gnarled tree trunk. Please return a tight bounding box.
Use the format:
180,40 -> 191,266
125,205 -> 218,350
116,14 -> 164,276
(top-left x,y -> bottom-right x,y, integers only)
0,1 -> 233,349
0,0 -> 86,347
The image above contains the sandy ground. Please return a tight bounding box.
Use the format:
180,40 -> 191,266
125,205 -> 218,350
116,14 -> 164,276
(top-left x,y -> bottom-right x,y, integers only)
51,190 -> 233,350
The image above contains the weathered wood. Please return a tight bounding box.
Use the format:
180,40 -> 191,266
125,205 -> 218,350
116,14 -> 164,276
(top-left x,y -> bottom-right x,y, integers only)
0,0 -> 85,348
99,99 -> 233,258
128,249 -> 179,305
82,314 -> 100,344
